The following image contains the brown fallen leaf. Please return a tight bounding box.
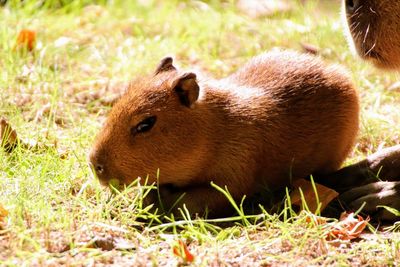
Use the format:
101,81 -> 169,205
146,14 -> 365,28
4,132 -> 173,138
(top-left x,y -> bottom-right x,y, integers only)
13,93 -> 32,107
0,118 -> 68,158
301,42 -> 320,55
15,29 -> 36,51
0,203 -> 9,230
0,118 -> 36,153
327,212 -> 370,241
86,237 -> 115,251
291,178 -> 339,213
0,117 -> 19,152
85,236 -> 135,251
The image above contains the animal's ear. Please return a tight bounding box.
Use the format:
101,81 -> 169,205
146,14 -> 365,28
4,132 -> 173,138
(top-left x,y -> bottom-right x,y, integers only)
155,57 -> 176,75
171,72 -> 199,108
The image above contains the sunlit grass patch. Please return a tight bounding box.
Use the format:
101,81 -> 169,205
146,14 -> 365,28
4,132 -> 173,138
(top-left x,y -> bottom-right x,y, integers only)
1,0 -> 400,265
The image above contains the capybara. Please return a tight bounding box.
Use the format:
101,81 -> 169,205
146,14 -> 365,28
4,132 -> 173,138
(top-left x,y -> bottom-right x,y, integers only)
323,0 -> 400,221
90,50 -> 359,216
343,0 -> 400,69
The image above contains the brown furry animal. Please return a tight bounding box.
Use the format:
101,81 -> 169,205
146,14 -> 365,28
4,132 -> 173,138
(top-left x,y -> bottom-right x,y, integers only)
90,50 -> 359,216
343,0 -> 400,69
324,0 -> 400,221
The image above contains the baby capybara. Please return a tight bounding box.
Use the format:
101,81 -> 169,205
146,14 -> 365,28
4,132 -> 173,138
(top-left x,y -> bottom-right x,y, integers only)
90,50 -> 359,216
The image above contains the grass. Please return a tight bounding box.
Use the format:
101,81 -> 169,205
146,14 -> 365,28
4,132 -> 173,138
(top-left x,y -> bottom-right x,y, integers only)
1,0 -> 400,265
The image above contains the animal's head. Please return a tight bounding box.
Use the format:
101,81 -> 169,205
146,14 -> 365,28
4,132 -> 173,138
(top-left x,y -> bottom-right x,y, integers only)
89,57 -> 208,187
343,0 -> 400,69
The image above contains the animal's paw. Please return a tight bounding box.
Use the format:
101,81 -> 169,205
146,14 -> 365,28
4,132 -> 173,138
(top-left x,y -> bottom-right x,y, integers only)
318,145 -> 400,192
365,145 -> 400,182
339,181 -> 400,222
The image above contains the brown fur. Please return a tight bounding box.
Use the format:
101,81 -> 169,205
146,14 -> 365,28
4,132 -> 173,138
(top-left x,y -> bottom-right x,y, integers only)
344,0 -> 400,69
329,0 -> 400,221
90,50 -> 359,216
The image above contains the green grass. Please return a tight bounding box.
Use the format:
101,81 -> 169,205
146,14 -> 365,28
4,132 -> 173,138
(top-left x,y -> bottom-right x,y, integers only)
1,0 -> 400,265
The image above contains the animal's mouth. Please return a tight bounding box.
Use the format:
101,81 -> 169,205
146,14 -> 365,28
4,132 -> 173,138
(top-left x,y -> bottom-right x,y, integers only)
362,49 -> 382,61
97,176 -> 123,189
361,48 -> 392,68
88,161 -> 120,187
107,178 -> 122,189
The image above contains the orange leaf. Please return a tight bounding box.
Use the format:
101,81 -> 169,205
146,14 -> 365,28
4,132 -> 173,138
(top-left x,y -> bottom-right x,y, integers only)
172,240 -> 194,263
0,203 -> 8,229
15,29 -> 36,51
304,213 -> 328,226
327,212 -> 369,241
0,203 -> 8,218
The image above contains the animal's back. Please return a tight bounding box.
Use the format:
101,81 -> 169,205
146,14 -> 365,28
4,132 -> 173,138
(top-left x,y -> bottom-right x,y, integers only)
222,51 -> 359,188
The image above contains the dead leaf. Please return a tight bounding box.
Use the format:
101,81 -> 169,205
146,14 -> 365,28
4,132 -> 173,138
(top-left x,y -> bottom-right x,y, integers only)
0,203 -> 9,229
304,212 -> 328,226
291,179 -> 339,213
327,212 -> 369,241
0,117 -> 63,155
0,118 -> 18,152
14,93 -> 32,107
57,147 -> 70,159
15,29 -> 36,51
301,42 -> 320,55
172,240 -> 194,263
86,237 -> 115,251
85,236 -> 135,251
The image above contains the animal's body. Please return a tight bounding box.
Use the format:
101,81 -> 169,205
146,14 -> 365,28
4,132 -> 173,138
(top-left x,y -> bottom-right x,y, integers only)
90,50 -> 359,216
344,0 -> 400,69
327,0 -> 400,221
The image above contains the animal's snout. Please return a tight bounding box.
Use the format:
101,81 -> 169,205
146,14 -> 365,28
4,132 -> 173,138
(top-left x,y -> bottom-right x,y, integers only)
89,148 -> 108,181
94,162 -> 105,174
345,0 -> 359,13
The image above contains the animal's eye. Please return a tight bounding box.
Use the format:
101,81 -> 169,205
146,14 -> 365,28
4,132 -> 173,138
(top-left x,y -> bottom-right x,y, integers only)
132,116 -> 157,135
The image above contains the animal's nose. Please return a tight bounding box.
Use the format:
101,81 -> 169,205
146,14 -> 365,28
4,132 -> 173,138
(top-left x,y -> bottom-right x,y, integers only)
89,149 -> 106,176
345,0 -> 359,13
94,163 -> 105,174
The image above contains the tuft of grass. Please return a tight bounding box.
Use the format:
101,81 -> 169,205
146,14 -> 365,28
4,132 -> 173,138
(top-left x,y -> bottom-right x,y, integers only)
1,0 -> 400,265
